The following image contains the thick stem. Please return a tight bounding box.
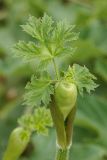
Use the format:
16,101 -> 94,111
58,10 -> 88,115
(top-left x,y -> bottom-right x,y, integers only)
55,147 -> 70,160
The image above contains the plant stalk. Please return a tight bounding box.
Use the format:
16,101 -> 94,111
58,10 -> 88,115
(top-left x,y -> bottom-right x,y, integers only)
55,147 -> 70,160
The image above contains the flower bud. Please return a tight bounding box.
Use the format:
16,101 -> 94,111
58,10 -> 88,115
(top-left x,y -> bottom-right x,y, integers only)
55,82 -> 77,119
3,127 -> 30,160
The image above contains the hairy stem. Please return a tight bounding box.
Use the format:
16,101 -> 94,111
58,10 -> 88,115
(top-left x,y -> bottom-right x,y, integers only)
52,58 -> 60,80
55,147 -> 69,160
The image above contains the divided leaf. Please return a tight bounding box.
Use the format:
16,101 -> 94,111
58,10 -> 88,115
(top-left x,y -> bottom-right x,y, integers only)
18,107 -> 53,136
52,22 -> 79,57
18,114 -> 34,131
65,64 -> 98,95
13,41 -> 53,70
21,13 -> 54,42
13,41 -> 41,61
13,14 -> 78,70
23,74 -> 54,107
33,107 -> 53,135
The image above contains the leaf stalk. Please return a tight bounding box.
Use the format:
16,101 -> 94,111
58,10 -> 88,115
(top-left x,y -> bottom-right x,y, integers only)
52,58 -> 60,80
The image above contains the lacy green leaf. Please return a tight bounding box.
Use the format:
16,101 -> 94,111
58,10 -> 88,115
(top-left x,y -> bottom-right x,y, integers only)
13,41 -> 41,61
65,64 -> 98,95
33,107 -> 53,135
13,14 -> 78,70
13,41 -> 53,69
52,22 -> 79,57
21,13 -> 54,42
18,114 -> 34,132
23,74 -> 54,107
18,107 -> 53,136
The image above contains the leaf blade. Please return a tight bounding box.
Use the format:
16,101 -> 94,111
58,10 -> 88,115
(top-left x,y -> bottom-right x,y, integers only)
23,75 -> 54,107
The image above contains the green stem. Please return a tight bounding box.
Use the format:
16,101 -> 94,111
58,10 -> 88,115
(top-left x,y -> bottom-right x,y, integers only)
52,58 -> 59,80
55,147 -> 70,160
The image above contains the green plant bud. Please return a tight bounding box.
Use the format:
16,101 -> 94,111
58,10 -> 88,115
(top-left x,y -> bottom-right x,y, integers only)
3,127 -> 30,160
55,82 -> 77,119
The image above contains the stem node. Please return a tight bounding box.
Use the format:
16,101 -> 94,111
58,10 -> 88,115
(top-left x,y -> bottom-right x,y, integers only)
56,147 -> 70,160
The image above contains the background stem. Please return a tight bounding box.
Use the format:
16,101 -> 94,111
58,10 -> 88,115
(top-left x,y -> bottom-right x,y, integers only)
55,147 -> 70,160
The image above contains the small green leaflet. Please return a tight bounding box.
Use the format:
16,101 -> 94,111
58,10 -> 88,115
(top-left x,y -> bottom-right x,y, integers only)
52,22 -> 79,57
18,114 -> 34,132
33,107 -> 53,135
13,41 -> 41,61
13,41 -> 53,69
65,64 -> 98,95
13,14 -> 78,70
21,13 -> 54,42
18,107 -> 53,136
23,74 -> 54,107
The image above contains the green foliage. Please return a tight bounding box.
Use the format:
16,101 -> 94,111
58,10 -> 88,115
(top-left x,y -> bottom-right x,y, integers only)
13,41 -> 42,61
33,107 -> 53,135
13,14 -> 78,70
64,64 -> 98,95
26,95 -> 107,160
23,74 -> 54,107
15,11 -> 98,107
21,13 -> 54,42
1,0 -> 107,159
18,107 -> 53,136
11,14 -> 98,160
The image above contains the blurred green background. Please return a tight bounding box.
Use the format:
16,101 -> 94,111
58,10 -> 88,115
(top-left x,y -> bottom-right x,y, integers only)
0,0 -> 107,160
